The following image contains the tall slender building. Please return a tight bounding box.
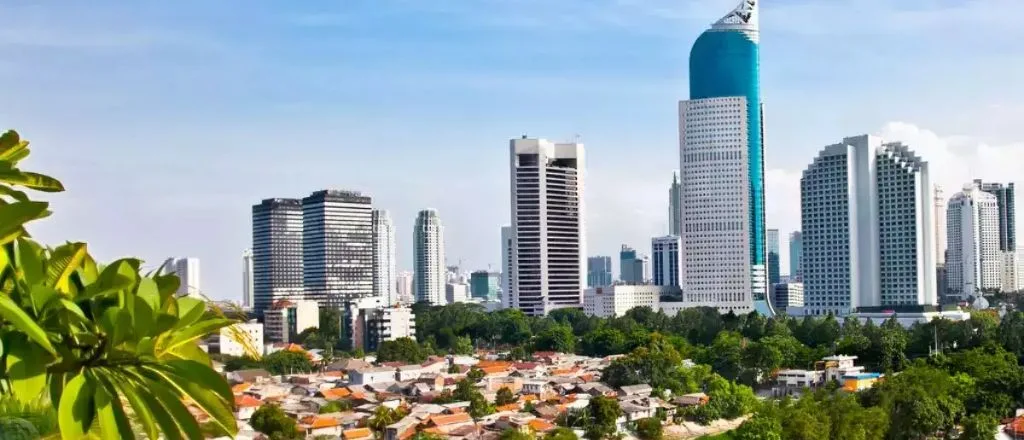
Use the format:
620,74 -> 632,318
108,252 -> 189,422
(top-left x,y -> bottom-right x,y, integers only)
501,225 -> 514,309
372,209 -> 397,305
947,183 -> 1000,299
652,236 -> 682,287
302,190 -> 374,307
766,229 -> 780,285
789,231 -> 802,281
678,0 -> 765,314
252,198 -> 304,315
619,245 -> 639,284
669,172 -> 682,236
163,257 -> 201,297
587,256 -> 613,287
509,137 -> 585,316
414,209 -> 446,305
242,249 -> 254,309
975,180 -> 1016,252
800,135 -> 936,316
935,185 -> 948,297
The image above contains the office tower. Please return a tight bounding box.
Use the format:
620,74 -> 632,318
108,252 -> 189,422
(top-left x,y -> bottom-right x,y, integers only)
935,185 -> 948,297
252,198 -> 304,315
975,180 -> 1016,252
242,249 -> 254,309
163,257 -> 201,297
947,182 -> 1000,299
640,255 -> 651,283
767,229 -> 780,285
470,270 -> 500,301
395,271 -> 414,304
619,245 -> 638,283
773,283 -> 804,315
800,135 -> 936,316
587,256 -> 613,288
669,172 -> 682,236
678,0 -> 765,314
302,190 -> 374,307
501,225 -> 514,308
372,209 -> 397,305
509,137 -> 586,316
652,236 -> 682,287
413,209 -> 446,305
789,231 -> 803,281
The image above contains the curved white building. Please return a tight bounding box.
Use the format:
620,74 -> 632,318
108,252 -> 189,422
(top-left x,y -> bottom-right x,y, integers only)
372,209 -> 397,305
946,183 -> 1000,299
413,209 -> 446,305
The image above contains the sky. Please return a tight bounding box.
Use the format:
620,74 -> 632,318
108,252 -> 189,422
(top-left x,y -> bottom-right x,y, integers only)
1,0 -> 1022,301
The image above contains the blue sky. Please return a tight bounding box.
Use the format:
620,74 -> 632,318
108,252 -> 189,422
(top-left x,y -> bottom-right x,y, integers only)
2,0 -> 1023,301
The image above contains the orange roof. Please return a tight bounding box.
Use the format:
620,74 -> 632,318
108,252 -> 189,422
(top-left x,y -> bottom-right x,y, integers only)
476,360 -> 512,369
343,427 -> 373,439
232,383 -> 252,394
481,365 -> 509,375
286,343 -> 305,352
528,419 -> 556,432
496,403 -> 520,412
521,394 -> 539,402
423,427 -> 445,435
322,388 -> 352,400
550,367 -> 577,376
307,416 -> 341,429
234,395 -> 262,408
323,371 -> 344,377
428,412 -> 473,426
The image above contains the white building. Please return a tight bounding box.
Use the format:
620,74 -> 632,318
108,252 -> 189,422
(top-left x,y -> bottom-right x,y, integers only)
350,367 -> 397,385
501,225 -> 514,309
164,257 -> 201,297
395,271 -> 414,305
582,285 -> 680,318
1002,251 -> 1020,293
946,182 -> 1001,299
242,249 -> 254,309
799,135 -> 936,316
214,320 -> 264,358
264,300 -> 319,343
372,306 -> 416,342
773,283 -> 804,314
445,282 -> 469,304
302,190 -> 374,307
414,209 -> 446,305
372,209 -> 397,305
934,185 -> 947,297
651,236 -> 682,287
509,137 -> 586,316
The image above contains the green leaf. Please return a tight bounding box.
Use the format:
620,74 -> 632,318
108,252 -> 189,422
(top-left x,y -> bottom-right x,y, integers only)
58,373 -> 96,440
30,284 -> 58,316
110,372 -> 160,440
0,130 -> 27,162
6,336 -> 49,402
158,318 -> 234,357
150,362 -> 237,436
15,237 -> 45,286
136,337 -> 155,358
153,273 -> 180,300
0,169 -> 65,192
0,186 -> 29,202
135,369 -> 204,440
0,293 -> 56,354
47,242 -> 88,294
81,259 -> 138,301
94,372 -> 134,440
0,201 -> 48,244
174,297 -> 206,329
132,298 -> 154,338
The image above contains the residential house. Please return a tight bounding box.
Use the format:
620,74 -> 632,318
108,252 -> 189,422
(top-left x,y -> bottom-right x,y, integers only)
619,400 -> 656,422
350,367 -> 398,385
233,395 -> 262,420
619,384 -> 652,397
342,427 -> 374,440
397,364 -> 427,381
423,412 -> 475,435
298,415 -> 343,437
672,393 -> 709,407
485,377 -> 523,394
521,380 -> 553,399
227,369 -> 272,384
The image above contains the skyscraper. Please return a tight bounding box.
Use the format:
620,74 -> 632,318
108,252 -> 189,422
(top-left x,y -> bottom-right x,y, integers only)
501,225 -> 514,309
395,271 -> 414,304
252,198 -> 304,315
975,180 -> 1016,252
789,231 -> 802,281
678,0 -> 765,314
509,137 -> 585,316
587,256 -> 613,287
372,209 -> 397,305
619,245 -> 638,284
669,172 -> 682,236
302,190 -> 374,307
800,135 -> 936,316
414,209 -> 446,305
947,182 -> 1001,299
651,236 -> 682,287
163,257 -> 200,297
935,185 -> 948,297
767,229 -> 780,285
242,249 -> 253,309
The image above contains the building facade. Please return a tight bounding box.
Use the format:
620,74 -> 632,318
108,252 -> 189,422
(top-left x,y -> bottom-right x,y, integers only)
501,225 -> 514,308
582,285 -> 679,318
470,271 -> 500,301
651,236 -> 682,287
214,321 -> 264,358
669,172 -> 682,236
302,190 -> 374,307
347,304 -> 416,352
445,282 -> 469,304
252,198 -> 304,315
789,231 -> 802,281
773,283 -> 804,315
946,183 -> 1001,298
800,135 -> 936,316
767,229 -> 780,285
265,300 -> 319,343
395,271 -> 414,305
413,209 -> 446,305
678,0 -> 766,314
242,250 -> 254,310
164,257 -> 201,298
509,137 -> 586,316
372,209 -> 397,305
934,185 -> 948,297
975,180 -> 1016,252
587,256 -> 613,288
619,245 -> 639,284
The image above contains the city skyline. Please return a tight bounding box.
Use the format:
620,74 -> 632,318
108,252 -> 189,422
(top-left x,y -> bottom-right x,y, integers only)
7,0 -> 1024,300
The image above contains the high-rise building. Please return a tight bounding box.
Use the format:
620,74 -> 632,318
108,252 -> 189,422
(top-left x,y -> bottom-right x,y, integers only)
509,137 -> 586,316
651,236 -> 682,287
501,225 -> 514,308
799,135 -> 936,316
372,209 -> 397,305
767,229 -> 780,285
301,190 -> 374,308
395,271 -> 414,304
773,283 -> 804,315
619,245 -> 638,284
935,185 -> 948,297
669,172 -> 682,236
242,249 -> 254,309
445,282 -> 469,304
413,209 -> 446,305
264,300 -> 319,343
975,180 -> 1016,252
163,257 -> 201,297
1003,251 -> 1020,294
252,198 -> 304,315
470,270 -> 500,301
789,231 -> 803,281
678,0 -> 765,314
587,256 -> 613,288
947,182 -> 1001,299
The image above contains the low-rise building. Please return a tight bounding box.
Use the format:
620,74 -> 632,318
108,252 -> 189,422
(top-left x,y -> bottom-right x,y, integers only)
775,369 -> 824,388
209,320 -> 264,357
583,285 -> 679,318
350,367 -> 397,385
265,300 -> 319,343
773,283 -> 804,314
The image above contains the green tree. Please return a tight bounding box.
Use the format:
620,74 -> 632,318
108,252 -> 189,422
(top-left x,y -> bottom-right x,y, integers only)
733,413 -> 782,440
224,355 -> 263,371
251,404 -> 300,439
546,427 -> 579,440
508,346 -> 531,361
581,327 -> 626,357
500,428 -> 535,440
262,350 -> 314,375
634,417 -> 662,440
467,367 -> 486,382
585,396 -> 621,440
706,331 -> 745,381
961,413 -> 998,440
452,335 -> 475,355
368,406 -> 406,433
411,433 -> 447,440
377,337 -> 427,363
319,400 -> 352,413
495,387 -> 517,406
0,130 -> 238,438
319,307 -> 342,348
536,324 -> 576,353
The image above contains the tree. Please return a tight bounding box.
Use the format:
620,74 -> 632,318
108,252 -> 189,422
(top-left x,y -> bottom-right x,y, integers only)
500,428 -> 535,440
581,327 -> 626,357
377,337 -> 427,363
0,130 -> 238,438
733,413 -> 782,440
452,335 -> 475,355
706,331 -> 745,380
536,324 -> 576,353
251,404 -> 300,439
262,350 -> 314,375
319,307 -> 342,348
508,346 -> 531,361
496,387 -> 517,406
585,396 -> 621,440
961,413 -> 998,440
545,427 -> 579,440
319,400 -> 352,413
224,355 -> 263,371
368,406 -> 405,433
467,367 -> 486,382
634,417 -> 662,440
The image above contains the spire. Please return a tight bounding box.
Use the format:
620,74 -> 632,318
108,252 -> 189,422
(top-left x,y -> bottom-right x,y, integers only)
712,0 -> 758,32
